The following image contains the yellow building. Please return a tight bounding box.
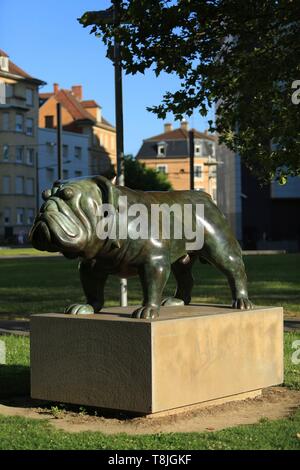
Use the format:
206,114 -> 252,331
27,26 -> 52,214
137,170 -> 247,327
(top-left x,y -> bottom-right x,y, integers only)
39,84 -> 116,175
0,49 -> 45,242
137,121 -> 217,200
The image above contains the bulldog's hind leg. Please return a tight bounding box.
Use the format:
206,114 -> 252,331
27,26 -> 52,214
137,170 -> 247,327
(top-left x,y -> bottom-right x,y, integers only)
132,255 -> 171,319
162,256 -> 195,306
202,242 -> 253,310
65,260 -> 108,315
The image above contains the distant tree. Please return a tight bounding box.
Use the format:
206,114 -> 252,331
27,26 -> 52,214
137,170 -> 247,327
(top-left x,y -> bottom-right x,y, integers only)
124,155 -> 172,190
80,0 -> 300,184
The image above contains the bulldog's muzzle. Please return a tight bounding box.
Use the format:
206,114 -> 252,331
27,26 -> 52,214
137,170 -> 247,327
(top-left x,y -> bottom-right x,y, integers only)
29,197 -> 86,253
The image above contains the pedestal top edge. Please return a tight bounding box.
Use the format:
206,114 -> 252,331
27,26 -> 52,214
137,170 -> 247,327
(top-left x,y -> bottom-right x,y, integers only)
30,304 -> 283,323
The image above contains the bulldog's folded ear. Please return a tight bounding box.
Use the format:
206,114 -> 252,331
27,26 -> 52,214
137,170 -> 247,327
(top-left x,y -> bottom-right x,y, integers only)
93,175 -> 118,208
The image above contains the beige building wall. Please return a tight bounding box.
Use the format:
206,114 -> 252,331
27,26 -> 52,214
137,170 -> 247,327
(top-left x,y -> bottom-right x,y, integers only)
0,71 -> 43,241
38,96 -> 73,128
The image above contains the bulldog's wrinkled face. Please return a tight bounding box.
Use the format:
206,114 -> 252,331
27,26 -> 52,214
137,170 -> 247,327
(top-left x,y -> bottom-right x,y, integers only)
30,178 -> 102,258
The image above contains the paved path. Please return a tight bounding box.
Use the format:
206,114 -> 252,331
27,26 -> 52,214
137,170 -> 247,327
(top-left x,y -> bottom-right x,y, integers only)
0,255 -> 60,260
0,320 -> 29,336
0,317 -> 299,336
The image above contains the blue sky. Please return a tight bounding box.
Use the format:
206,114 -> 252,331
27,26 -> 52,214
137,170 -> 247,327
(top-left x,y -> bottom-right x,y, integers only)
0,0 -> 214,155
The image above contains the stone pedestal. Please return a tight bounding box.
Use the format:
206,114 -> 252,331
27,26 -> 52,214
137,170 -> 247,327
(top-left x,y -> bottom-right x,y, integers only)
30,305 -> 283,414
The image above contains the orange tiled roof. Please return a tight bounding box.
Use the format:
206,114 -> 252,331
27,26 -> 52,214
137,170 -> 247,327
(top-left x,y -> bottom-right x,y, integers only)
81,99 -> 101,108
39,86 -> 115,129
55,90 -> 96,122
40,92 -> 53,99
147,127 -> 216,142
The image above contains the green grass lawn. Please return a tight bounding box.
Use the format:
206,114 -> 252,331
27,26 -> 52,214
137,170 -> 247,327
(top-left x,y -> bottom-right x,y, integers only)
0,333 -> 299,450
0,254 -> 299,319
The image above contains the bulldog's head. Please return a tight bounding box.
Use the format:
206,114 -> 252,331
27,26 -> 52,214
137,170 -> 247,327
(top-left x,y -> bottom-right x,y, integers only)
29,176 -> 117,259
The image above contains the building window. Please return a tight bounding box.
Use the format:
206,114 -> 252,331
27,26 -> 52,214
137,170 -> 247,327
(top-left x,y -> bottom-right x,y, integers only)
26,148 -> 34,165
157,142 -> 166,157
16,176 -> 24,194
74,146 -> 82,159
195,145 -> 201,155
157,165 -> 168,174
16,146 -> 24,163
16,208 -> 25,225
46,142 -> 55,155
75,170 -> 82,178
3,145 -> 9,161
5,84 -> 13,98
26,88 -> 34,106
4,208 -> 11,225
45,115 -> 54,128
46,168 -> 55,182
63,169 -> 69,179
63,145 -> 69,159
2,176 -> 10,194
15,114 -> 23,132
27,209 -> 35,225
0,81 -> 5,104
2,112 -> 9,130
26,118 -> 34,136
26,178 -> 34,195
194,165 -> 203,178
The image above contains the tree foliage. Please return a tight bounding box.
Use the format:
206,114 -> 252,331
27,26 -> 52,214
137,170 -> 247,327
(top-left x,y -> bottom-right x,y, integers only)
124,155 -> 172,190
80,1 -> 300,183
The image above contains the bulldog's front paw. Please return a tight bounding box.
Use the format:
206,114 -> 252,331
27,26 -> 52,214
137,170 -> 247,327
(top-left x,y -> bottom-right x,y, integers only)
131,305 -> 159,319
65,304 -> 94,315
232,298 -> 253,310
161,297 -> 184,307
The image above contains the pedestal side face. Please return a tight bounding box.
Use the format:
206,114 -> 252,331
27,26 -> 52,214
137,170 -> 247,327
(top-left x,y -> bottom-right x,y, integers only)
31,315 -> 152,413
151,308 -> 283,412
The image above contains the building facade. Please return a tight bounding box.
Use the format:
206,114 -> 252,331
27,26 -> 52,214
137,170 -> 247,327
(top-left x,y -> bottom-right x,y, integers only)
136,122 -> 217,201
216,146 -> 300,251
37,128 -> 89,206
0,49 -> 45,242
39,84 -> 116,176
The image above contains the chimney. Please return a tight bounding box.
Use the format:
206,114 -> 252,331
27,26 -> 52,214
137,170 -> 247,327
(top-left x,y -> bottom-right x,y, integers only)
72,85 -> 83,101
164,123 -> 173,133
53,83 -> 59,94
180,120 -> 189,131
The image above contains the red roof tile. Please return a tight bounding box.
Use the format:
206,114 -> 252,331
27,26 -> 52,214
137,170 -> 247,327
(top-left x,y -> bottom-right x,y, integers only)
39,86 -> 115,129
40,92 -> 54,99
56,90 -> 96,122
81,100 -> 101,108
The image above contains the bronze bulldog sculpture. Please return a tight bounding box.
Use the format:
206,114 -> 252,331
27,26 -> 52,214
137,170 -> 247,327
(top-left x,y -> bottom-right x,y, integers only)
29,176 -> 253,318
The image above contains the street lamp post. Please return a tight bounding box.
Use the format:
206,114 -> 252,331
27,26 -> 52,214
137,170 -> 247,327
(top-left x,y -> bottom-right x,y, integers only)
189,129 -> 195,190
94,0 -> 127,306
113,0 -> 127,306
56,102 -> 63,180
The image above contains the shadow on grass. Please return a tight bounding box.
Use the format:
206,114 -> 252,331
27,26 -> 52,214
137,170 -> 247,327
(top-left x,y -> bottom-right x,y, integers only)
0,364 -> 30,399
0,364 -> 141,420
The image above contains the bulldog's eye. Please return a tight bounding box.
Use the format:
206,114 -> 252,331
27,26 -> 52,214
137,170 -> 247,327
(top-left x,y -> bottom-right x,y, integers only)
60,188 -> 74,200
42,189 -> 52,201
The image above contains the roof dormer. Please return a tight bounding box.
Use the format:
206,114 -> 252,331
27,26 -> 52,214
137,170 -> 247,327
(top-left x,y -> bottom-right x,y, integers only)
157,141 -> 167,157
0,52 -> 9,72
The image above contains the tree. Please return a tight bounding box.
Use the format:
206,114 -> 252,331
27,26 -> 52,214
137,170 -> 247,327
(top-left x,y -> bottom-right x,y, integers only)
80,0 -> 300,183
124,155 -> 172,190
